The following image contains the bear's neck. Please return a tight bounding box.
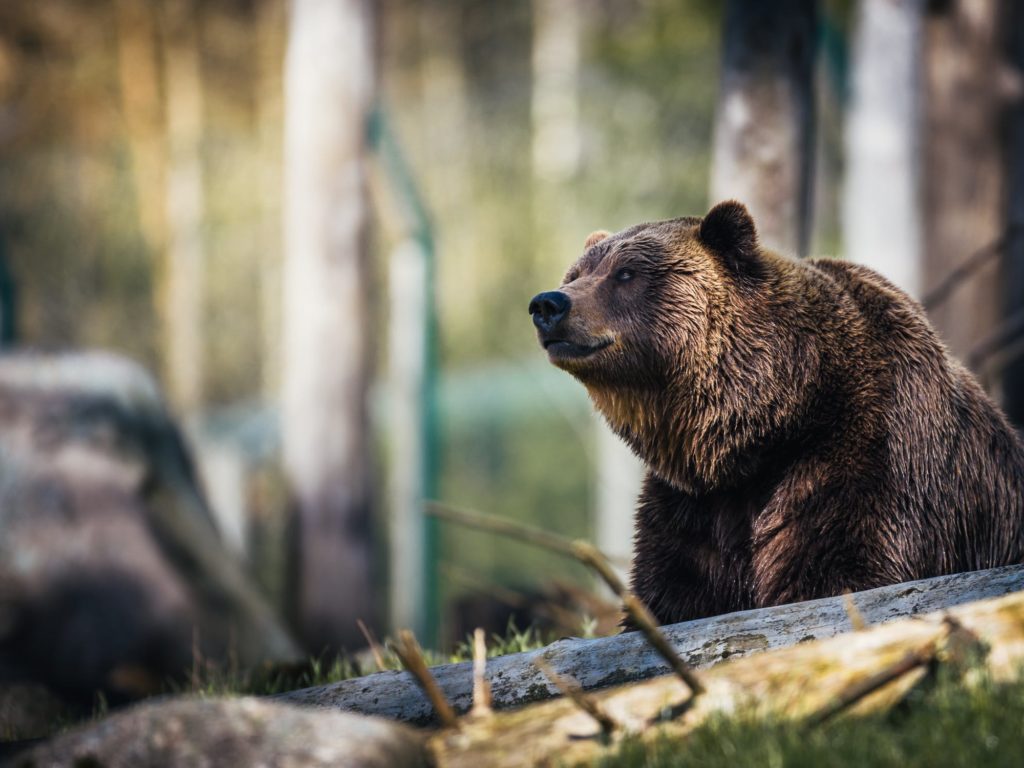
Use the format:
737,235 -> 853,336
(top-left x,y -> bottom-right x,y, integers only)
586,384 -> 710,492
586,339 -> 816,495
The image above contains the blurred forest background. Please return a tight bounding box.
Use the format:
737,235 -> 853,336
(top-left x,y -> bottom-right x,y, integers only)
1,0 -> 1024,660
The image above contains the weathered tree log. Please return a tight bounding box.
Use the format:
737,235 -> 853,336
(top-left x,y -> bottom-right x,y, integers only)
277,564 -> 1024,723
14,697 -> 430,768
430,586 -> 1024,767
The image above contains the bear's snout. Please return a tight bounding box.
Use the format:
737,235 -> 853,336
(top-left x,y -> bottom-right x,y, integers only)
529,291 -> 571,333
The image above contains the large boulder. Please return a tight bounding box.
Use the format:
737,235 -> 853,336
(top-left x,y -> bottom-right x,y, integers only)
10,697 -> 430,768
0,351 -> 301,709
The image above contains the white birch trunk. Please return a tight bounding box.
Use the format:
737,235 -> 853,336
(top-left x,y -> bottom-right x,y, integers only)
282,0 -> 377,652
843,0 -> 923,297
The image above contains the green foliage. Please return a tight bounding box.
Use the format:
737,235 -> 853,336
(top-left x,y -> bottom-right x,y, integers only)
0,0 -> 729,645
583,0 -> 720,226
451,619 -> 552,661
595,668 -> 1024,768
437,396 -> 594,635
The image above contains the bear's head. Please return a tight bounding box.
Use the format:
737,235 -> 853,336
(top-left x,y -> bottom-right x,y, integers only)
529,201 -> 813,492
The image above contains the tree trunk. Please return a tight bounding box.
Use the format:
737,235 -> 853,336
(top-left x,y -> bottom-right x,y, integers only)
0,243 -> 14,347
710,0 -> 818,257
256,0 -> 285,403
114,0 -> 166,257
1001,0 -> 1024,427
531,0 -> 583,184
160,0 -> 206,413
282,0 -> 377,653
922,0 -> 1007,380
843,0 -> 924,296
276,564 -> 1024,723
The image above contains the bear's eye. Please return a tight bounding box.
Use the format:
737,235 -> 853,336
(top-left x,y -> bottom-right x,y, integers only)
614,267 -> 635,283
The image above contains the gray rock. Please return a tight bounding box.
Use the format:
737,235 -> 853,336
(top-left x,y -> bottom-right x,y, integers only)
0,684 -> 70,740
0,351 -> 300,706
10,697 -> 430,768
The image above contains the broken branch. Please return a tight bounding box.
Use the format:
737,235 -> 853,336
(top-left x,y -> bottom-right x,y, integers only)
429,502 -> 705,697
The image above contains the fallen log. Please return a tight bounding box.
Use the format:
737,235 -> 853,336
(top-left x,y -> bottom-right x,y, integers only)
430,586 -> 1024,767
277,564 -> 1024,723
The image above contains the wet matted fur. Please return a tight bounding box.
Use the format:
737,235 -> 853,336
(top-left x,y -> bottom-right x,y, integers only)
531,201 -> 1024,625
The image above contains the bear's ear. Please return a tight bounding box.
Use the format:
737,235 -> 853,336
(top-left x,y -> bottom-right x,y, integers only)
584,230 -> 611,249
698,201 -> 761,278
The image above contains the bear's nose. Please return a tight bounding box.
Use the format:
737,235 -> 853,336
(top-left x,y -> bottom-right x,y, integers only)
529,291 -> 571,332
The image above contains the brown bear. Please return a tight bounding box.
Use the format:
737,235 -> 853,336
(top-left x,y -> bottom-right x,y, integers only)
529,200 -> 1024,626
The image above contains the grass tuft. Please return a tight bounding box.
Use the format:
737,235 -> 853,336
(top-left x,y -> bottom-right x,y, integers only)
594,666 -> 1024,768
175,618 -> 553,698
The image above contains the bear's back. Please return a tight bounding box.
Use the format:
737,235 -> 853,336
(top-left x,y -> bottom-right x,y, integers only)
806,256 -> 1024,573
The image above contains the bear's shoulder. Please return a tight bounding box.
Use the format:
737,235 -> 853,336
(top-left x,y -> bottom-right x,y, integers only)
805,257 -> 917,308
802,257 -> 934,336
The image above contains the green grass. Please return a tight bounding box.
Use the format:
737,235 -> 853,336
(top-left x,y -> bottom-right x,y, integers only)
595,668 -> 1024,768
177,618 -> 553,698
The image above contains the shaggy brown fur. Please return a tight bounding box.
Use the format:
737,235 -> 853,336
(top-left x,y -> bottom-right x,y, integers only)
530,201 -> 1024,625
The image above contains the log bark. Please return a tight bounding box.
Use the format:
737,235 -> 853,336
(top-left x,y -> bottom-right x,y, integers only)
277,564 -> 1024,724
429,580 -> 1024,768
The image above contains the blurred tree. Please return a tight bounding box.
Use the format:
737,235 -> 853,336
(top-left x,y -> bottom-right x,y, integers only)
921,0 -> 1008,371
282,0 -> 377,653
256,0 -> 285,402
843,0 -> 923,296
710,0 -> 818,257
114,0 -> 166,260
160,0 -> 206,412
1002,0 -> 1024,428
0,241 -> 13,346
530,0 -> 584,272
531,0 -> 583,184
415,0 -> 478,353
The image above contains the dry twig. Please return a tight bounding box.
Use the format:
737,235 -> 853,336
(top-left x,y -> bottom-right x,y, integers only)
805,641 -> 936,727
534,657 -> 619,739
571,540 -> 705,697
357,619 -> 387,672
843,591 -> 867,631
428,501 -> 705,697
391,630 -> 459,729
471,628 -> 492,716
922,225 -> 1022,311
